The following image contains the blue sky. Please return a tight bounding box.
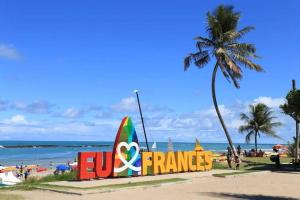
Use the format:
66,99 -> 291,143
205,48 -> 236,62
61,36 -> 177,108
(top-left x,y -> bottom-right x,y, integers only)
0,0 -> 299,143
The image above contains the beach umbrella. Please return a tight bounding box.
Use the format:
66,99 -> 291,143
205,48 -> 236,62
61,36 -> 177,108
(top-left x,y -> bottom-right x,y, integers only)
282,146 -> 288,150
273,144 -> 283,150
56,165 -> 70,171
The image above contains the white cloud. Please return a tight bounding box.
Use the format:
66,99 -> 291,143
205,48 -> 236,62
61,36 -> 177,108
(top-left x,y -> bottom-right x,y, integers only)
112,97 -> 138,112
112,96 -> 173,114
3,115 -> 29,125
202,104 -> 233,118
12,100 -> 53,114
0,96 -> 294,143
0,117 -> 123,141
61,108 -> 85,118
252,96 -> 284,108
0,43 -> 21,60
138,98 -> 290,143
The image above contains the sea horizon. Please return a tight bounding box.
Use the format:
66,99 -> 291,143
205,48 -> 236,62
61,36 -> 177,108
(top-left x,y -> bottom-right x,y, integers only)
0,140 -> 285,145
0,140 -> 279,167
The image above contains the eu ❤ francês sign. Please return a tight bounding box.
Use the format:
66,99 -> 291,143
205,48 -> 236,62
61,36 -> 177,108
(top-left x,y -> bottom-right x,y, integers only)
77,117 -> 212,180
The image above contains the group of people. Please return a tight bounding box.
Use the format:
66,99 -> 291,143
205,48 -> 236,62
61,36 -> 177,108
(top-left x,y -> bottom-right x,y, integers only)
244,149 -> 265,157
16,164 -> 31,180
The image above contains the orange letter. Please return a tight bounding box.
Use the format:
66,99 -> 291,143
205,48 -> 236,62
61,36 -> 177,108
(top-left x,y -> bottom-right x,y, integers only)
142,152 -> 153,176
176,151 -> 189,172
196,151 -> 205,171
165,152 -> 177,173
153,152 -> 166,175
188,151 -> 197,171
204,151 -> 213,170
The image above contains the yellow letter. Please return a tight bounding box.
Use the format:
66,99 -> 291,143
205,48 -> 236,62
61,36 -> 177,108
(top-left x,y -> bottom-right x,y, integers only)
153,152 -> 166,175
176,151 -> 189,172
165,152 -> 177,173
196,151 -> 205,171
204,151 -> 213,170
188,151 -> 197,171
141,152 -> 153,176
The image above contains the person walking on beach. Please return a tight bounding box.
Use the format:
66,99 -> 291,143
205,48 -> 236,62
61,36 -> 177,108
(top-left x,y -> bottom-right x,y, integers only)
234,156 -> 241,170
226,146 -> 233,168
237,145 -> 241,156
19,164 -> 24,178
24,169 -> 30,180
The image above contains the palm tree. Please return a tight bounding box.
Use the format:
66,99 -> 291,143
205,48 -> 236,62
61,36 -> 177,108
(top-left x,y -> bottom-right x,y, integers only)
280,86 -> 300,163
184,5 -> 263,157
239,103 -> 282,153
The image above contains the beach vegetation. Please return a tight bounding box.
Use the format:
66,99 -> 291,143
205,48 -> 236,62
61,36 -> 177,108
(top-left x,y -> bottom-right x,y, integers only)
212,156 -> 293,171
280,88 -> 300,163
239,103 -> 282,153
184,4 -> 263,161
212,161 -> 230,169
23,170 -> 77,184
287,137 -> 300,158
242,156 -> 292,165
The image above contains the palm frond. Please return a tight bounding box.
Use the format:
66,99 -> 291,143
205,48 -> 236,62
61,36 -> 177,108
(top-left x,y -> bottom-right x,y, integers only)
218,62 -> 241,88
233,54 -> 263,72
223,54 -> 242,74
223,26 -> 254,42
240,113 -> 250,122
239,124 -> 254,133
196,41 -> 211,50
194,36 -> 214,44
215,48 -> 241,75
184,54 -> 193,71
245,130 -> 254,143
225,67 -> 242,88
227,43 -> 257,57
184,51 -> 210,71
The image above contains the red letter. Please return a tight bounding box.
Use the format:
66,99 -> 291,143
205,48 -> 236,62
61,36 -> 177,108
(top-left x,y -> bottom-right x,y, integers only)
96,152 -> 113,178
78,152 -> 97,180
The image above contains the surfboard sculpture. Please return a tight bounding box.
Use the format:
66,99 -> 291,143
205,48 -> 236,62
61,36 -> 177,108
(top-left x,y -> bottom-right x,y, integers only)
112,117 -> 141,177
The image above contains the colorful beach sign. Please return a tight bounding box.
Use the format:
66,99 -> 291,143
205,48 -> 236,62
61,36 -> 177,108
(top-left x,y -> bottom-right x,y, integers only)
112,117 -> 141,177
77,116 -> 212,180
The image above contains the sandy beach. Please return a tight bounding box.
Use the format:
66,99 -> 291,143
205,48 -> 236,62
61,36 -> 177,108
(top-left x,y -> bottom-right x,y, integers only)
2,170 -> 300,200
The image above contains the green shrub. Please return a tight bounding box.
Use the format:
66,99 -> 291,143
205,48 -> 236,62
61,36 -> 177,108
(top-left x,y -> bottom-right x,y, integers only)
23,171 -> 77,184
212,161 -> 228,169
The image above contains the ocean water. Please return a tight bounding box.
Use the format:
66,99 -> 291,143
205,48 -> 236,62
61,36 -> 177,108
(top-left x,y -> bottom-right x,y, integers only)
0,141 -> 276,167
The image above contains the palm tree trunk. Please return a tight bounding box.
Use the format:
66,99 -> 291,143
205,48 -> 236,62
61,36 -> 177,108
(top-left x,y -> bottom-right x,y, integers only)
255,132 -> 258,155
296,120 -> 299,163
211,62 -> 238,158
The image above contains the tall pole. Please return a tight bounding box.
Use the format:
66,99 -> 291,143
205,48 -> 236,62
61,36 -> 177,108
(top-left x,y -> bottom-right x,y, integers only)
134,90 -> 150,152
293,80 -> 299,163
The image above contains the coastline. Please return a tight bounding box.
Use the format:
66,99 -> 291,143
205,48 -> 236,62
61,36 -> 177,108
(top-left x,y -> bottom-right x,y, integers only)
0,141 -> 278,167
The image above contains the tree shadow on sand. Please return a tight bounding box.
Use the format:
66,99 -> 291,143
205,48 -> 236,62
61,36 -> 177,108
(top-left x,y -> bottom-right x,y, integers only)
199,192 -> 298,200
